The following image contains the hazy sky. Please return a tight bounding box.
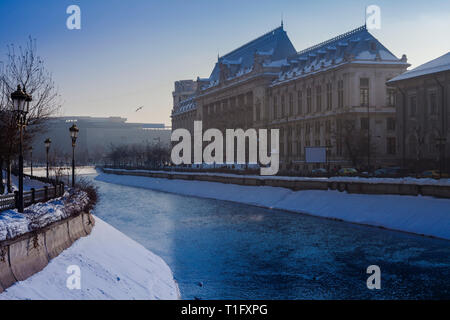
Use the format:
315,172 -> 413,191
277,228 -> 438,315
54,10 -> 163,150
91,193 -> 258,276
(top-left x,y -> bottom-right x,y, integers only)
0,0 -> 449,126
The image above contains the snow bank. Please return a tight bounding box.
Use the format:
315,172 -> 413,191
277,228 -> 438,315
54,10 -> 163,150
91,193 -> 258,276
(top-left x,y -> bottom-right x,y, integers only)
104,168 -> 450,186
0,216 -> 180,300
0,190 -> 89,241
96,173 -> 450,240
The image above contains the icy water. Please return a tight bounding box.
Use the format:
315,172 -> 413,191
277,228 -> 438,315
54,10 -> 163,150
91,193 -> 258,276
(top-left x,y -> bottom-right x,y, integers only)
90,175 -> 450,299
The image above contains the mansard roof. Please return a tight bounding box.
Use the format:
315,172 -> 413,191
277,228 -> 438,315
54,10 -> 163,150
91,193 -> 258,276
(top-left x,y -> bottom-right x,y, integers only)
388,51 -> 450,83
273,25 -> 409,86
172,95 -> 196,116
209,25 -> 297,82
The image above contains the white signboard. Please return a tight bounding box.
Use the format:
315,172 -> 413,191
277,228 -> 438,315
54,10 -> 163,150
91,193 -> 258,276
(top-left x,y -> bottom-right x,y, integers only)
305,147 -> 327,163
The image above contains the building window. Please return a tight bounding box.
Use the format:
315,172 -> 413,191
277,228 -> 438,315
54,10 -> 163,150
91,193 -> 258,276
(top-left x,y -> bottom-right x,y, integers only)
361,117 -> 369,130
297,141 -> 302,156
428,134 -> 437,154
281,95 -> 286,118
297,91 -> 302,115
307,88 -> 312,113
387,118 -> 396,131
408,135 -> 417,157
315,121 -> 320,134
429,92 -> 437,115
289,93 -> 294,116
409,95 -> 417,117
255,105 -> 261,121
315,139 -> 321,146
325,120 -> 331,133
273,96 -> 277,119
386,87 -> 396,107
316,85 -> 322,112
387,137 -> 396,155
360,78 -> 369,107
305,123 -> 310,134
338,80 -> 344,108
326,83 -> 332,110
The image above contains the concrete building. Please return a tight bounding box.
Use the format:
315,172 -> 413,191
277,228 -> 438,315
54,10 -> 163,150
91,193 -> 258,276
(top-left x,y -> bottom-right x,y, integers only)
171,24 -> 410,172
31,116 -> 171,164
387,52 -> 450,173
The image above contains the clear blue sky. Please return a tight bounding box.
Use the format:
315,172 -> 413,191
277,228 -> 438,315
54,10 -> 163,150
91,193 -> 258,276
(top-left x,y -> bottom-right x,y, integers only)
1,0 -> 449,125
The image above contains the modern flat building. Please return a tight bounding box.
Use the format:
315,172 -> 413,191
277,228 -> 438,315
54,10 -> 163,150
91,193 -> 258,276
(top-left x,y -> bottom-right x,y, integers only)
31,116 -> 171,164
387,52 -> 450,172
171,24 -> 410,172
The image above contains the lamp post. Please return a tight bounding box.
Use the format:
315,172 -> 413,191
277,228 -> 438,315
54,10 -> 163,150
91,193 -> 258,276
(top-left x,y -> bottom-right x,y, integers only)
30,146 -> 33,176
69,124 -> 79,187
45,138 -> 51,179
11,85 -> 32,213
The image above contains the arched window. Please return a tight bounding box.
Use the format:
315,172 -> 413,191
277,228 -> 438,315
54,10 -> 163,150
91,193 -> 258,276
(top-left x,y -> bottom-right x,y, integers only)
408,135 -> 417,157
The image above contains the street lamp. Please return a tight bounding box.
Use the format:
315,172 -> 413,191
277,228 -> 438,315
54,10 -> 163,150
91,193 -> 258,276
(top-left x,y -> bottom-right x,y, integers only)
11,85 -> 32,213
69,124 -> 79,187
29,146 -> 33,176
45,138 -> 51,179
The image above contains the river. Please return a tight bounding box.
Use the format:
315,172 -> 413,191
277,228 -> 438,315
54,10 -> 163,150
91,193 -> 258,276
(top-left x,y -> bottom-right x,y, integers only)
90,174 -> 450,299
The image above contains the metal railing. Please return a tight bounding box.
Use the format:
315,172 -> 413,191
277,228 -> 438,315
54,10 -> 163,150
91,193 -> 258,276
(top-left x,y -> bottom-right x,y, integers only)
0,183 -> 65,212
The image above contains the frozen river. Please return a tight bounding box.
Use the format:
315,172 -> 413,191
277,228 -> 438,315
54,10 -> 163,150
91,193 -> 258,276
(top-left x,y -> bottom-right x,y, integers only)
90,174 -> 450,299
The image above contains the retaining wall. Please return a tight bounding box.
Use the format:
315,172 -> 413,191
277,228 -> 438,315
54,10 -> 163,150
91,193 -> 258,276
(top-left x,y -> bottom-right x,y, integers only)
102,168 -> 450,198
0,212 -> 95,293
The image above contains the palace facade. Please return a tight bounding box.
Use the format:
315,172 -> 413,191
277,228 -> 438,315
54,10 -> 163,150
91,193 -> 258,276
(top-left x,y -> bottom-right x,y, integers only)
171,24 -> 410,172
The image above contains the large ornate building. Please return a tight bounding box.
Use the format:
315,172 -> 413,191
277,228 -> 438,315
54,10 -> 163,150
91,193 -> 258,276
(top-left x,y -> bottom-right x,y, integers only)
171,24 -> 410,172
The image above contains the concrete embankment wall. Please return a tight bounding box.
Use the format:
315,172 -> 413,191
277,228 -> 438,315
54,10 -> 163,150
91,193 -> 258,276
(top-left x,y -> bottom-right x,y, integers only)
0,212 -> 95,293
102,169 -> 450,199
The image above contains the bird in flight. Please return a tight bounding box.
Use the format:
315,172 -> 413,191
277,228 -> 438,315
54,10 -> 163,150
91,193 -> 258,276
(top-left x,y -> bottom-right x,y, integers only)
135,106 -> 144,112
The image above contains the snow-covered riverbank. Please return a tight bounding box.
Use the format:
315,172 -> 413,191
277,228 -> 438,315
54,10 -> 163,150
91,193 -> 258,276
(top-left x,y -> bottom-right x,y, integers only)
96,172 -> 450,240
0,216 -> 180,300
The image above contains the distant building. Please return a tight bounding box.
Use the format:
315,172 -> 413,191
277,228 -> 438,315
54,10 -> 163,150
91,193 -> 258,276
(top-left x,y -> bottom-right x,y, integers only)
387,52 -> 450,172
31,116 -> 171,164
171,24 -> 409,172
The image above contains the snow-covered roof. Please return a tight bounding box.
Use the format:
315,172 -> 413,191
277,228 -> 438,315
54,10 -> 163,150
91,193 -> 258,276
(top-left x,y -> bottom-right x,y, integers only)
208,25 -> 297,84
273,25 -> 408,86
388,51 -> 450,83
172,96 -> 197,116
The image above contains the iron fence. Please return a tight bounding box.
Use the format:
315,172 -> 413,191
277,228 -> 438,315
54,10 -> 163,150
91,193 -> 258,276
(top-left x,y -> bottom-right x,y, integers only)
0,183 -> 65,212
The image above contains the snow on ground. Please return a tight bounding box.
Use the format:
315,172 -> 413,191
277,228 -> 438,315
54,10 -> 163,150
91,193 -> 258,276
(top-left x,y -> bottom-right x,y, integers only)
0,216 -> 180,300
105,168 -> 450,186
97,172 -> 450,240
1,171 -> 49,195
0,190 -> 89,241
24,166 -> 98,177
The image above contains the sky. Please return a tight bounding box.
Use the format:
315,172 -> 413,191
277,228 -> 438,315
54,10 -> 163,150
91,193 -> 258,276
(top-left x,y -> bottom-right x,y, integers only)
0,0 -> 449,126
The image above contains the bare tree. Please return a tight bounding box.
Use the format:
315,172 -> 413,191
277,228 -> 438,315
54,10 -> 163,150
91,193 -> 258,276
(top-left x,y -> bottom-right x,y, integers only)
0,37 -> 61,192
334,119 -> 377,168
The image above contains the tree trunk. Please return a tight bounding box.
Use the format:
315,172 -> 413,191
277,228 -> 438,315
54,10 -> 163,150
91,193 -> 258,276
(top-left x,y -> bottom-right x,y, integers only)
0,158 -> 4,195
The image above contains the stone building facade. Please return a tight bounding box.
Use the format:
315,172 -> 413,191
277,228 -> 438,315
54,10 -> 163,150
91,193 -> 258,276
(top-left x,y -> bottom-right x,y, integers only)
387,52 -> 450,173
171,24 -> 410,172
